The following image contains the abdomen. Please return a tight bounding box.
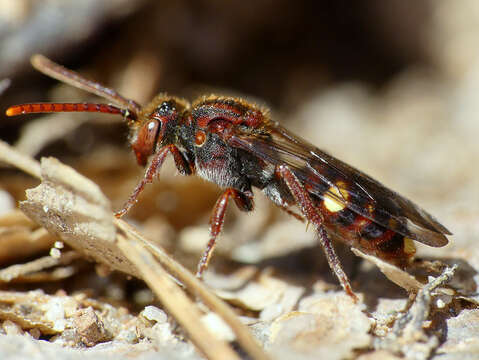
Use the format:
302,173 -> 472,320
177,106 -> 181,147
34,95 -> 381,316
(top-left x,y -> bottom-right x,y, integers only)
316,198 -> 416,267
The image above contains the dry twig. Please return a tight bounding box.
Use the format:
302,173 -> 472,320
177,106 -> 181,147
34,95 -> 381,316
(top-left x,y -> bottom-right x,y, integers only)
0,140 -> 269,360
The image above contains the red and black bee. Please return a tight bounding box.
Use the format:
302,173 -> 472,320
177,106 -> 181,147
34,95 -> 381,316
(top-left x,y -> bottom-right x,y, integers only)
6,55 -> 451,300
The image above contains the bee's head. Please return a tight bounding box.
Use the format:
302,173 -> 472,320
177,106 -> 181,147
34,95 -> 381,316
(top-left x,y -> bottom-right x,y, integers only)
129,95 -> 189,166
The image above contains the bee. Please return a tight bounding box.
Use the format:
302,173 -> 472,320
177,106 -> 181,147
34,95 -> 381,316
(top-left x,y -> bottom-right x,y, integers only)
6,55 -> 451,300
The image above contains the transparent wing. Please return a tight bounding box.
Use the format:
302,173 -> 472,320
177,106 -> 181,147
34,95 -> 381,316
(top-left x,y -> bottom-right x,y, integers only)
228,122 -> 450,247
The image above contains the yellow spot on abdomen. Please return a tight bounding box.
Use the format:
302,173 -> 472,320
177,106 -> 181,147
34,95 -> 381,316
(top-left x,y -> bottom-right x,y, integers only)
323,181 -> 349,213
403,237 -> 416,255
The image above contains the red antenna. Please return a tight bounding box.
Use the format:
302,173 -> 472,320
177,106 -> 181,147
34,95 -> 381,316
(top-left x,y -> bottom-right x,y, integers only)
6,102 -> 127,117
5,54 -> 140,121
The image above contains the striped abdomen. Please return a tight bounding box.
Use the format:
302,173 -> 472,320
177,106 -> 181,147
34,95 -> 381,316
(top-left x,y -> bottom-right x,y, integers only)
312,190 -> 416,266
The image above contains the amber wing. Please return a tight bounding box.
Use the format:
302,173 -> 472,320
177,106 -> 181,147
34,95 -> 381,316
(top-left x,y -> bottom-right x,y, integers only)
228,121 -> 451,247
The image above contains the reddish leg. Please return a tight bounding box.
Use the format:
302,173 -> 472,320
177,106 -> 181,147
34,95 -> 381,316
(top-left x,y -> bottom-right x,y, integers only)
276,204 -> 305,223
115,145 -> 191,218
196,188 -> 254,278
276,165 -> 358,302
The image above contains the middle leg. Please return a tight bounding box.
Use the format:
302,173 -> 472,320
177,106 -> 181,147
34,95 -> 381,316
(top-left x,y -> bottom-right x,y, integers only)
196,188 -> 254,278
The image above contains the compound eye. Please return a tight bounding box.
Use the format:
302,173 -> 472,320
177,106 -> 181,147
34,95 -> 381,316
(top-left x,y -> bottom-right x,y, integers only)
132,120 -> 160,166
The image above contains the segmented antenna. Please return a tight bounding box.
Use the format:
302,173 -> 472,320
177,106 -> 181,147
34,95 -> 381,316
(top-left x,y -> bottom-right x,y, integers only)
6,103 -> 128,118
30,54 -> 141,116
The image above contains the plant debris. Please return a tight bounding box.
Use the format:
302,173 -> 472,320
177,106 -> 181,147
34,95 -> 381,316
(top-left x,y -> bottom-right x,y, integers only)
1,2 -> 479,358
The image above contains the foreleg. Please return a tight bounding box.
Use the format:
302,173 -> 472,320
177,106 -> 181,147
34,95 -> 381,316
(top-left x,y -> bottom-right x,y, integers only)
115,145 -> 191,218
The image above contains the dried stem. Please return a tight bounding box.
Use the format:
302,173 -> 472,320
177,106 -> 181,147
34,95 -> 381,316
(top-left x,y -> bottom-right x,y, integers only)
116,219 -> 270,360
117,234 -> 241,360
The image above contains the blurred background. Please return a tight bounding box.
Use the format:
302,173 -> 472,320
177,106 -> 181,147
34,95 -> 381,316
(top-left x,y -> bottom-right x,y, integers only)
0,0 -> 478,300
0,1 -> 435,108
